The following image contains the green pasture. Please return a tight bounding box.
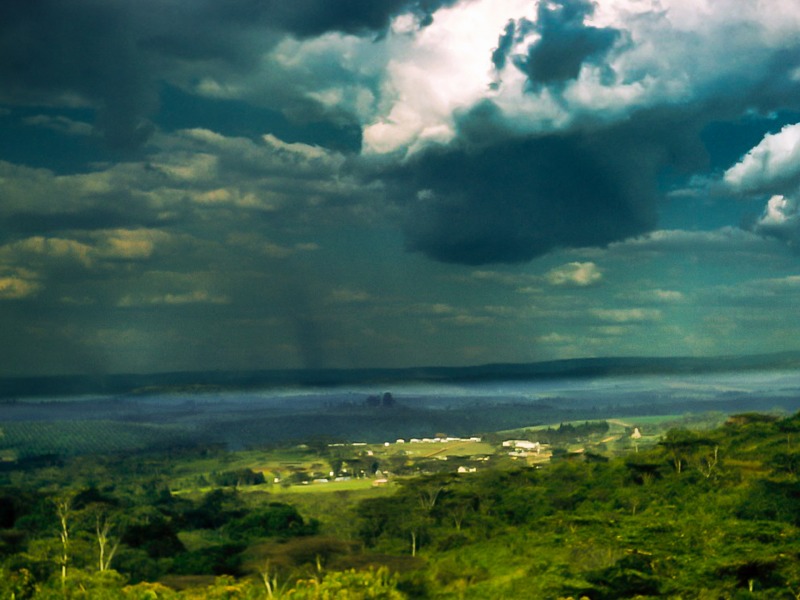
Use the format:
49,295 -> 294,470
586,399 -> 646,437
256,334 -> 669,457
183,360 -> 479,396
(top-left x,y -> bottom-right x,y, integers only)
271,478 -> 383,494
377,439 -> 495,459
617,412 -> 727,429
509,412 -> 727,433
170,446 -> 326,477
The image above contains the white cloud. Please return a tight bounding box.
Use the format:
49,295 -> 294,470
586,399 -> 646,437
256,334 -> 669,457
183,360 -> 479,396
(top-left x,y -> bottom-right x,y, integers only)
0,236 -> 94,267
23,114 -> 94,136
728,274 -> 800,296
428,303 -> 457,316
171,128 -> 345,178
330,288 -> 373,304
358,0 -> 800,157
265,31 -> 385,118
546,262 -> 603,287
0,123 -> 368,246
261,134 -> 330,162
0,271 -> 41,300
626,288 -> 686,303
117,290 -> 229,307
227,233 -> 320,258
402,302 -> 496,327
447,314 -> 495,326
764,275 -> 800,288
724,123 -> 800,194
722,122 -> 800,244
0,160 -> 167,223
93,229 -> 170,260
467,270 -> 538,287
363,0 -> 534,155
703,275 -> 800,310
590,325 -> 631,336
153,152 -> 219,184
0,230 -> 171,278
759,194 -> 798,227
482,305 -> 519,317
262,243 -> 295,259
154,128 -> 358,216
610,228 -> 774,253
591,308 -> 662,323
752,193 -> 800,244
537,332 -> 574,344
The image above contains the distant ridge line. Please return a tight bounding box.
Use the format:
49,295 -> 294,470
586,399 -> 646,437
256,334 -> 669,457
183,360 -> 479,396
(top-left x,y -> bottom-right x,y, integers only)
2,351 -> 800,399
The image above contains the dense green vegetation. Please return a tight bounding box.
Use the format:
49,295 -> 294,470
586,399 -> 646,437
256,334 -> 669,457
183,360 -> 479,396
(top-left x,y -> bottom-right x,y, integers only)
0,411 -> 799,598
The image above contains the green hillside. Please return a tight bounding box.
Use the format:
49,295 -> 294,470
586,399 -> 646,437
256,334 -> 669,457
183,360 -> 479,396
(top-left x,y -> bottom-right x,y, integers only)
1,411 -> 799,598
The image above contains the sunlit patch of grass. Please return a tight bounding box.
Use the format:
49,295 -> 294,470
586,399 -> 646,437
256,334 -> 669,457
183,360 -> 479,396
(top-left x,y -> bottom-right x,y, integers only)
270,478 -> 385,494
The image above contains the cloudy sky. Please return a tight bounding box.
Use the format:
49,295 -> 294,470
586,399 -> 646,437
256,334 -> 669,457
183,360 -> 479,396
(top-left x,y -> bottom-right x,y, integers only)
2,0 -> 800,377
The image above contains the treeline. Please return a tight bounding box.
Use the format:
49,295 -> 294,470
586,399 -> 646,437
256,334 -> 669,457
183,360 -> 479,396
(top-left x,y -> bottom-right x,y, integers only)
482,420 -> 610,447
1,412 -> 799,597
534,420 -> 610,444
351,412 -> 800,597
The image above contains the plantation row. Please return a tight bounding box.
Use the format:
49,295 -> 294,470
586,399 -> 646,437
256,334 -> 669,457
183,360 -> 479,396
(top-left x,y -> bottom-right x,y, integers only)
0,420 -> 185,458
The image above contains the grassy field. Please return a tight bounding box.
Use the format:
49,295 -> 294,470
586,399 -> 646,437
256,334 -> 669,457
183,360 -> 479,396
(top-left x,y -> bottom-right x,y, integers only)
271,478 -> 382,494
380,439 -> 495,459
170,438 -> 496,493
162,412 -> 741,498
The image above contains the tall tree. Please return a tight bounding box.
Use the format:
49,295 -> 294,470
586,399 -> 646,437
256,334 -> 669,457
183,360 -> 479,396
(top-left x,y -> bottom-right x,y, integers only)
54,495 -> 73,589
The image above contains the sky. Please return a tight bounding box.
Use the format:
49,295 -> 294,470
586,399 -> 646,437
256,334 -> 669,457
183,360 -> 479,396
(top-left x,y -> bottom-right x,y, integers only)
2,0 -> 800,377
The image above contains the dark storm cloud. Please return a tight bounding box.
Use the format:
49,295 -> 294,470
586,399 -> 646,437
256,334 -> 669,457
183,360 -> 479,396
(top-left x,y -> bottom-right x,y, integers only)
0,1 -> 158,151
491,20 -> 517,72
0,157 -> 193,246
0,0 -> 459,151
378,2 -> 800,267
3,209 -> 162,239
258,0 -> 461,38
516,0 -> 621,85
390,102 -> 710,265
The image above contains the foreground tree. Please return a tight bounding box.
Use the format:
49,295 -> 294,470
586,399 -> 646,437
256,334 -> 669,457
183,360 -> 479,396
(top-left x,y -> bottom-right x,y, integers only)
95,510 -> 120,572
54,496 -> 72,590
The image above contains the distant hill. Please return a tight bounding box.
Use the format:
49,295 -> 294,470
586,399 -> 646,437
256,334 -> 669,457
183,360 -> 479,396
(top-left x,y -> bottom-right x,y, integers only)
2,351 -> 800,400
